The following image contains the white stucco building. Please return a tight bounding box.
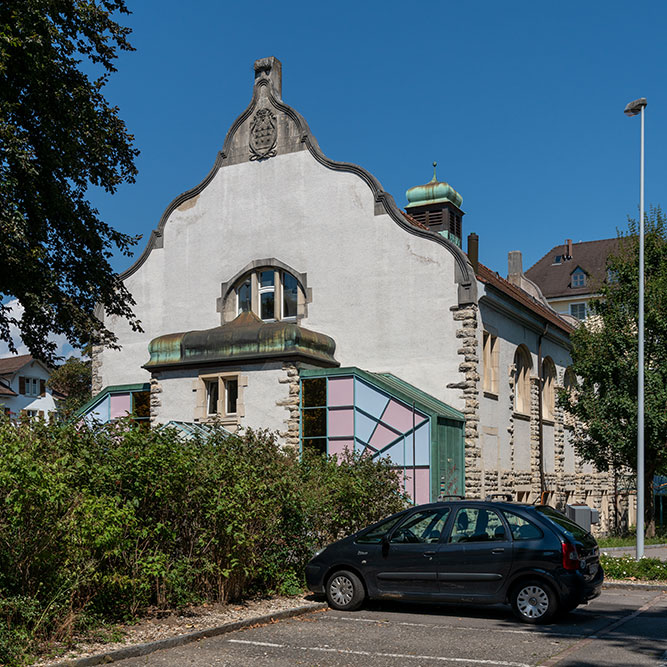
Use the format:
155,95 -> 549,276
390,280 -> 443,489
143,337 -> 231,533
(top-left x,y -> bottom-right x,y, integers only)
86,58 -> 624,529
0,354 -> 59,420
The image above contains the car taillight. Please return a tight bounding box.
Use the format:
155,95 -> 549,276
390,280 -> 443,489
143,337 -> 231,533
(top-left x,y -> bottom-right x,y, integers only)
562,542 -> 579,571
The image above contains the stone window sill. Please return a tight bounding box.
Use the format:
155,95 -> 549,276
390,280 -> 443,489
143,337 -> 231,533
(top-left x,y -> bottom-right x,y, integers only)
483,391 -> 499,400
542,418 -> 555,426
513,411 -> 531,422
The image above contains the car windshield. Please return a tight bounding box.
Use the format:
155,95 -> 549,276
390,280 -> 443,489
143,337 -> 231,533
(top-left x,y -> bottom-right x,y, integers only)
535,506 -> 592,541
355,515 -> 404,544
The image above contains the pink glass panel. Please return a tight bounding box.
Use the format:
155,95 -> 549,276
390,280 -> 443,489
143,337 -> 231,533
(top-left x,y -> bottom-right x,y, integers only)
109,393 -> 132,419
328,408 -> 354,437
381,399 -> 425,432
328,377 -> 353,406
369,423 -> 399,450
328,439 -> 353,458
402,468 -> 430,505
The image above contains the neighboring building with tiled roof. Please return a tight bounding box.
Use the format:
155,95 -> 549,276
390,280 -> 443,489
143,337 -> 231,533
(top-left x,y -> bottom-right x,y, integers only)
0,354 -> 58,420
525,238 -> 620,321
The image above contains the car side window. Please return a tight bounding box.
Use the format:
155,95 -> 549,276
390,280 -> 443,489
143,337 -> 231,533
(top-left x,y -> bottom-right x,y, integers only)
502,511 -> 544,540
390,508 -> 450,544
449,508 -> 507,543
355,515 -> 403,544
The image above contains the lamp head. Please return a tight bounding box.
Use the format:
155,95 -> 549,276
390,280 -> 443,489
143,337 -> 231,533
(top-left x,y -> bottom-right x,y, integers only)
624,98 -> 647,117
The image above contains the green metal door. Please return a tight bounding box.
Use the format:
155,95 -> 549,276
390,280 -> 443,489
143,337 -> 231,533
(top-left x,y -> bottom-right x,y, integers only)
431,417 -> 464,500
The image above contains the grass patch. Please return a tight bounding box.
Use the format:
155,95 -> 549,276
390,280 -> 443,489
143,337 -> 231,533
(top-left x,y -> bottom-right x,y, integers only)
598,534 -> 667,548
600,554 -> 667,581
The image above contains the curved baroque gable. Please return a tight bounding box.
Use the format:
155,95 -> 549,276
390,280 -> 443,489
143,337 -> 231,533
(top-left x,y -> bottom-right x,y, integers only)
120,57 -> 476,305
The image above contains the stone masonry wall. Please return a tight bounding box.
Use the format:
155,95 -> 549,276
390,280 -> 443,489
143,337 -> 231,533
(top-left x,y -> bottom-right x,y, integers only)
448,304 -> 481,498
149,377 -> 162,426
277,362 -> 300,449
480,363 -> 630,535
91,345 -> 103,396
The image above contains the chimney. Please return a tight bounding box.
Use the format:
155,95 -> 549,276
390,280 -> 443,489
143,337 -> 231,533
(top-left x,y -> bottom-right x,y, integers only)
467,233 -> 479,274
508,250 -> 523,287
565,238 -> 573,260
253,57 -> 282,99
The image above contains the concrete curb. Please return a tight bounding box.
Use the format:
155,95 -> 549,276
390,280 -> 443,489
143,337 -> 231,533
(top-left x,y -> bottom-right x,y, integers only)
603,581 -> 667,591
47,602 -> 328,666
601,543 -> 667,552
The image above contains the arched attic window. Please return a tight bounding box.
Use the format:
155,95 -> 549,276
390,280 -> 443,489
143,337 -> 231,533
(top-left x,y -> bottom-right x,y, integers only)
541,357 -> 556,421
513,345 -> 532,415
220,260 -> 308,324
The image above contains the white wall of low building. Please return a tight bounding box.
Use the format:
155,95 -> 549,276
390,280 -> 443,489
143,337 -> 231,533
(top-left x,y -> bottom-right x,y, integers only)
153,361 -> 291,434
0,360 -> 58,418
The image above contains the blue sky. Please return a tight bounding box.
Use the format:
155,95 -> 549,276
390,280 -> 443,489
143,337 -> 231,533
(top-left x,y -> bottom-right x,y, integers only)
84,1 -> 667,277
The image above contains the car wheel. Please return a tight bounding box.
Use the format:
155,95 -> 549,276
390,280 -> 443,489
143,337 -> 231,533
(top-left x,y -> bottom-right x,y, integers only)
511,580 -> 557,624
326,570 -> 365,611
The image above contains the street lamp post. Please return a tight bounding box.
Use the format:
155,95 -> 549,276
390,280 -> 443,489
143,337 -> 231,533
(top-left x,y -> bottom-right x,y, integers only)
624,97 -> 647,560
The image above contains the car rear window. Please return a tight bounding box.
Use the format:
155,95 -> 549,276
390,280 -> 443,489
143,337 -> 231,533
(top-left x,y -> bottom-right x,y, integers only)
535,506 -> 591,540
501,510 -> 543,540
355,515 -> 404,544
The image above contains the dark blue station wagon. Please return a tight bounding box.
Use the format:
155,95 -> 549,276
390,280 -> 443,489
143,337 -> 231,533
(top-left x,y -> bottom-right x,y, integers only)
306,500 -> 603,623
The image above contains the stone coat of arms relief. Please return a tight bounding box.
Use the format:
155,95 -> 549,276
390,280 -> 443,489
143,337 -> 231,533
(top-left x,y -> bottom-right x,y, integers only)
249,108 -> 277,160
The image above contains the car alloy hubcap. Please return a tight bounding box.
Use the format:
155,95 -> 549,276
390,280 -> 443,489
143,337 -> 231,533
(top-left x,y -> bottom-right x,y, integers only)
330,575 -> 354,606
517,585 -> 549,618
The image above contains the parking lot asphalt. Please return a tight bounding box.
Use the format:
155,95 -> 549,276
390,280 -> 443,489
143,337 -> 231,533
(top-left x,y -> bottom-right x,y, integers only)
112,588 -> 667,667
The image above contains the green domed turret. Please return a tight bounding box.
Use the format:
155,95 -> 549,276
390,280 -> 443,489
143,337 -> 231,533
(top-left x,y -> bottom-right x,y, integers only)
406,162 -> 462,209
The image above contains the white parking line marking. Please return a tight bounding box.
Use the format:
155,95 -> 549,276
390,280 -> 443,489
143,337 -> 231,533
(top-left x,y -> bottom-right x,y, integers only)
229,639 -> 285,648
228,639 -> 531,666
330,615 -> 590,639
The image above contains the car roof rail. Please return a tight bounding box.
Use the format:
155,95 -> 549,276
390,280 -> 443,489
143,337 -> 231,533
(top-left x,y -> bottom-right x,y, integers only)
485,492 -> 513,502
437,494 -> 465,501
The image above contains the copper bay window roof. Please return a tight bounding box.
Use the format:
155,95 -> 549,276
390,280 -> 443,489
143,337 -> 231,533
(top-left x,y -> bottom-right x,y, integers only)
145,311 -> 339,370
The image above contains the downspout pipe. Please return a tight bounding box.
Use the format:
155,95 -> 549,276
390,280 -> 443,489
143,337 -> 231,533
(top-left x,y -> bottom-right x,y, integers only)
537,325 -> 549,499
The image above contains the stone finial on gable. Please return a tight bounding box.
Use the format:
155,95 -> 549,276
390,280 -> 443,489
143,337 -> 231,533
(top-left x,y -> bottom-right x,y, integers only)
254,57 -> 282,99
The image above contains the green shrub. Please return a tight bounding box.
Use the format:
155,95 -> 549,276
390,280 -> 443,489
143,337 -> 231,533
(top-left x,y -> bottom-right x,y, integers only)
0,418 -> 407,664
600,554 -> 667,581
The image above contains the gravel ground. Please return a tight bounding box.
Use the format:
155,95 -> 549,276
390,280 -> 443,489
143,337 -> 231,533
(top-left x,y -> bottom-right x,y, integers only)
35,595 -> 316,666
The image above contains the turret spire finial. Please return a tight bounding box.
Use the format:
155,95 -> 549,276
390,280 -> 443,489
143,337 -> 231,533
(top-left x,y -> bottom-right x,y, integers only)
432,161 -> 438,182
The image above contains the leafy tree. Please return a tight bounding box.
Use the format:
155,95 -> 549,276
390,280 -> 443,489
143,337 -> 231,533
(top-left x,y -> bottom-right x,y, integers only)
47,354 -> 91,416
559,207 -> 667,535
0,0 -> 142,364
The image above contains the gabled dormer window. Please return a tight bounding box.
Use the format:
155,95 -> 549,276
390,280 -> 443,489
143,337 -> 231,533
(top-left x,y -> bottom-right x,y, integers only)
571,267 -> 586,288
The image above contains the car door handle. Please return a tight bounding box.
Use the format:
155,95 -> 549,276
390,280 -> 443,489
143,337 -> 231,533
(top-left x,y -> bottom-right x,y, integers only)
424,551 -> 436,557
491,548 -> 505,554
